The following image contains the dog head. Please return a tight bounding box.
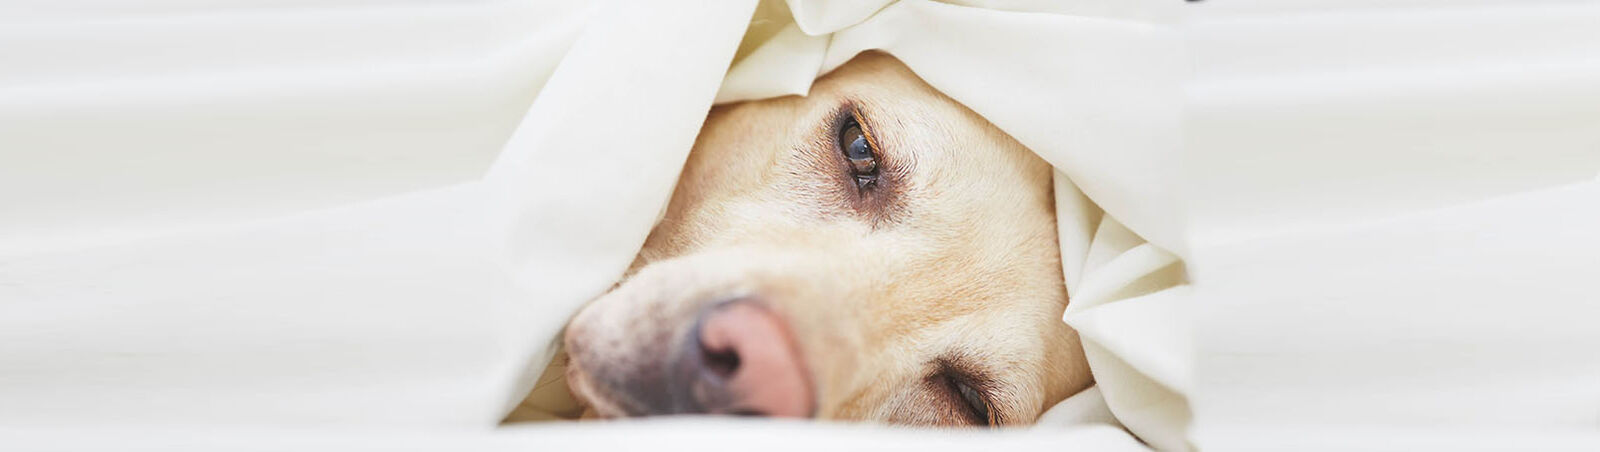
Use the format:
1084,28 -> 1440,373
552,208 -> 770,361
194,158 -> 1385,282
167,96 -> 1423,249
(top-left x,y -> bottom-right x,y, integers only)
562,51 -> 1091,426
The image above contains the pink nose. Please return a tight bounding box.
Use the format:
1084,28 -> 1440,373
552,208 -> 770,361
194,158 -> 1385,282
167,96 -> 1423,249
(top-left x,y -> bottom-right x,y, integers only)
690,302 -> 815,417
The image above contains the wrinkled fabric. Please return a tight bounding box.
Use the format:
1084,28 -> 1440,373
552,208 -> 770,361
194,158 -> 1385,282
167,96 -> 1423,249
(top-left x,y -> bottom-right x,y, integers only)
1,0 -> 595,428
0,421 -> 1153,452
501,1 -> 1191,448
702,1 -> 1190,447
1,1 -> 1185,447
3,0 -> 1598,451
1186,2 -> 1600,449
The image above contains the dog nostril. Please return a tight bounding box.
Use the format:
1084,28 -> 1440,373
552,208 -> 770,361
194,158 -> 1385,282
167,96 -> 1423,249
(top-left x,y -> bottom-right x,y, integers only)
701,344 -> 740,379
688,301 -> 815,418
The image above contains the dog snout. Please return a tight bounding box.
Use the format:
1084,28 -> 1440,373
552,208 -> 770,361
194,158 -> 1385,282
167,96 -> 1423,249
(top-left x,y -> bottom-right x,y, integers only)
679,301 -> 815,418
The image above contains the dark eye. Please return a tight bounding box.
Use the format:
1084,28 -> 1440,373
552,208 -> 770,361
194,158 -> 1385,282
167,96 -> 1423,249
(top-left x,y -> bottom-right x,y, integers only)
837,114 -> 879,187
945,374 -> 992,426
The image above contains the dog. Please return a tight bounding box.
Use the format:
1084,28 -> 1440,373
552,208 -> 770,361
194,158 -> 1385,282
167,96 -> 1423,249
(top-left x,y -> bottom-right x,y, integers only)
557,51 -> 1091,427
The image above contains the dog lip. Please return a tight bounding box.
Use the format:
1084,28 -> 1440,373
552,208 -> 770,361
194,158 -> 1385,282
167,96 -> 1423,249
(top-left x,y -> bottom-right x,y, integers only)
561,356 -> 609,417
562,344 -> 625,418
562,318 -> 704,418
561,323 -> 647,418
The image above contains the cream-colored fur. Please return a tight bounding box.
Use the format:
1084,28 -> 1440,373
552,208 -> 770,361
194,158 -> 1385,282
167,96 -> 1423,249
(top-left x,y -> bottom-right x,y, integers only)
531,51 -> 1091,426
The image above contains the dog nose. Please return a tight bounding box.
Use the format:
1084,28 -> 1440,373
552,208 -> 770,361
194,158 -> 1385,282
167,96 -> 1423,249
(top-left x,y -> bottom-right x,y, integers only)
682,301 -> 815,417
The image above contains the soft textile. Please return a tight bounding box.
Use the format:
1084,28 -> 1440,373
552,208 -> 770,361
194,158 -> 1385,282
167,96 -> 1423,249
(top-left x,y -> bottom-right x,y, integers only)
496,1 -> 1191,448
1,0 -> 1185,447
1186,2 -> 1600,448
3,0 -> 1598,451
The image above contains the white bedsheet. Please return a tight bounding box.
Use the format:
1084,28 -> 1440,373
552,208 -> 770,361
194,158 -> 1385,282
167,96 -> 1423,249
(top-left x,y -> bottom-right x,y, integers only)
3,0 -> 1597,451
0,421 -> 1149,452
1187,2 -> 1600,448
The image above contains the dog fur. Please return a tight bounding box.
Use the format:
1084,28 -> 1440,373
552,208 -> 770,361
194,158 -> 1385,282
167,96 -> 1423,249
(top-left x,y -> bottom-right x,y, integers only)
549,51 -> 1092,427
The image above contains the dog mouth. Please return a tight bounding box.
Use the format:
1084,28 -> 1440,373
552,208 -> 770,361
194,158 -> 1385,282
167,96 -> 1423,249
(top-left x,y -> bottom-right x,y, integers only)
564,299 -> 817,419
562,359 -> 629,418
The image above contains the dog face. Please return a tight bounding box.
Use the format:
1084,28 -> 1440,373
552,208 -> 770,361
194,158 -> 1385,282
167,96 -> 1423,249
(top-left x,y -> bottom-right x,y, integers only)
562,52 -> 1091,427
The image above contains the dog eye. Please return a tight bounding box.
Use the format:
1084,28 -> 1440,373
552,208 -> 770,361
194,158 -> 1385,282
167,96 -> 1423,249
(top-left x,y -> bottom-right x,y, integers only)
943,373 -> 992,426
837,114 -> 879,188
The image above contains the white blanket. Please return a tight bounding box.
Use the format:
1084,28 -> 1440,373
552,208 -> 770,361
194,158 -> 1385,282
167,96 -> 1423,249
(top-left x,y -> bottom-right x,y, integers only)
3,0 -> 1597,451
493,1 -> 1188,448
